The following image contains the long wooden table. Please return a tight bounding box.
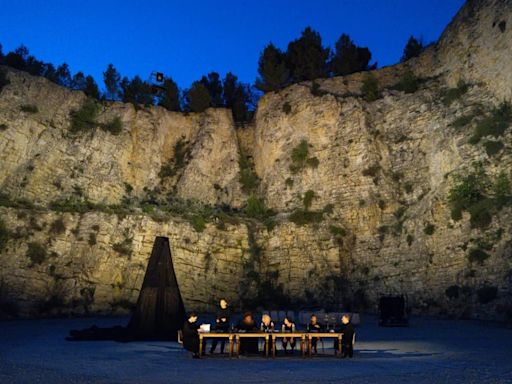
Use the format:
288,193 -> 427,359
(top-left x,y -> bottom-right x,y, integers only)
269,332 -> 306,358
198,332 -> 235,357
236,332 -> 270,358
306,332 -> 344,357
197,331 -> 345,358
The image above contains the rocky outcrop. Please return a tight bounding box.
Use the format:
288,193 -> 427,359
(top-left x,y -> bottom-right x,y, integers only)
0,0 -> 511,321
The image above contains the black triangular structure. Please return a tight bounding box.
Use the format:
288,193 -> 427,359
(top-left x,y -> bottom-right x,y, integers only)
127,236 -> 186,340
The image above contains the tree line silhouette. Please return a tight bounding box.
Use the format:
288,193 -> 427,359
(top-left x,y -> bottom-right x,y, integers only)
0,30 -> 424,123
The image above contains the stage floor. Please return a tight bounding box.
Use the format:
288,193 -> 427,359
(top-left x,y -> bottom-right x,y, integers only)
0,315 -> 511,383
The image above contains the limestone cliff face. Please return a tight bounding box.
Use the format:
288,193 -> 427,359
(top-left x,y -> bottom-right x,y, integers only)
0,75 -> 243,208
1,0 -> 512,321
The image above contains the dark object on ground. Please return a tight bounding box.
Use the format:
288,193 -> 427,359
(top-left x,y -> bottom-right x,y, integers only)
66,236 -> 186,341
378,296 -> 409,327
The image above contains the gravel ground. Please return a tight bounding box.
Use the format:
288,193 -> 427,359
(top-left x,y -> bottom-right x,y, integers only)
0,315 -> 511,383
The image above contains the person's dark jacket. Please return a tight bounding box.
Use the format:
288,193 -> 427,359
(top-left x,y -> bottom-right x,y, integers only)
340,322 -> 355,345
215,307 -> 231,331
307,322 -> 323,332
182,320 -> 200,353
237,319 -> 258,353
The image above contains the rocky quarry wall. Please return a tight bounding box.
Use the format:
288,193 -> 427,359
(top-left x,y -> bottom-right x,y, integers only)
0,0 -> 511,321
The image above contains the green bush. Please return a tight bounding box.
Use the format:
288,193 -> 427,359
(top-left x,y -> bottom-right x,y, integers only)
310,81 -> 327,97
467,198 -> 494,229
361,74 -> 380,102
392,70 -> 419,93
102,116 -> 123,135
468,248 -> 490,264
423,223 -> 435,235
394,206 -> 407,220
493,171 -> 512,208
49,217 -> 66,234
0,123 -> 8,131
0,218 -> 9,252
303,190 -> 315,210
450,113 -> 475,129
289,139 -> 309,173
477,285 -> 498,304
159,137 -> 191,179
483,140 -> 504,157
285,178 -> 294,188
112,237 -> 133,256
362,164 -> 380,177
26,241 -> 47,266
190,215 -> 206,232
406,234 -> 414,246
289,210 -> 324,225
20,104 -> 38,113
244,195 -> 267,218
70,98 -> 98,133
0,68 -> 10,92
306,157 -> 319,168
469,102 -> 511,144
88,233 -> 97,246
448,170 -> 489,225
239,149 -> 260,194
329,225 -> 346,237
441,80 -> 469,106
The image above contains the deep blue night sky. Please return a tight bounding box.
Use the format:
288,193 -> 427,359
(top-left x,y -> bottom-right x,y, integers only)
0,0 -> 465,89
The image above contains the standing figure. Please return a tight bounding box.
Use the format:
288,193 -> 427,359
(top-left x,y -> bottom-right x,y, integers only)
307,314 -> 323,354
281,316 -> 296,354
209,299 -> 231,354
237,312 -> 259,354
182,312 -> 203,358
334,314 -> 355,358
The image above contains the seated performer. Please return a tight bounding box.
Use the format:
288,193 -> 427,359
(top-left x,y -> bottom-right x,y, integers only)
281,316 -> 296,354
209,299 -> 231,354
334,314 -> 355,358
237,312 -> 259,354
182,312 -> 203,358
306,314 -> 323,354
260,314 -> 275,332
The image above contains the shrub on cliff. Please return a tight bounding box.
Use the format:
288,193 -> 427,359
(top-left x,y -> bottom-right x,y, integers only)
303,190 -> 316,210
0,68 -> 10,92
26,241 -> 47,266
441,80 -> 469,106
0,217 -> 9,253
448,167 -> 512,229
361,74 -> 380,102
468,248 -> 490,265
69,98 -> 98,133
289,209 -> 324,225
20,104 -> 38,113
469,102 -> 511,144
101,116 -> 123,135
392,70 -> 420,94
49,217 -> 66,234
